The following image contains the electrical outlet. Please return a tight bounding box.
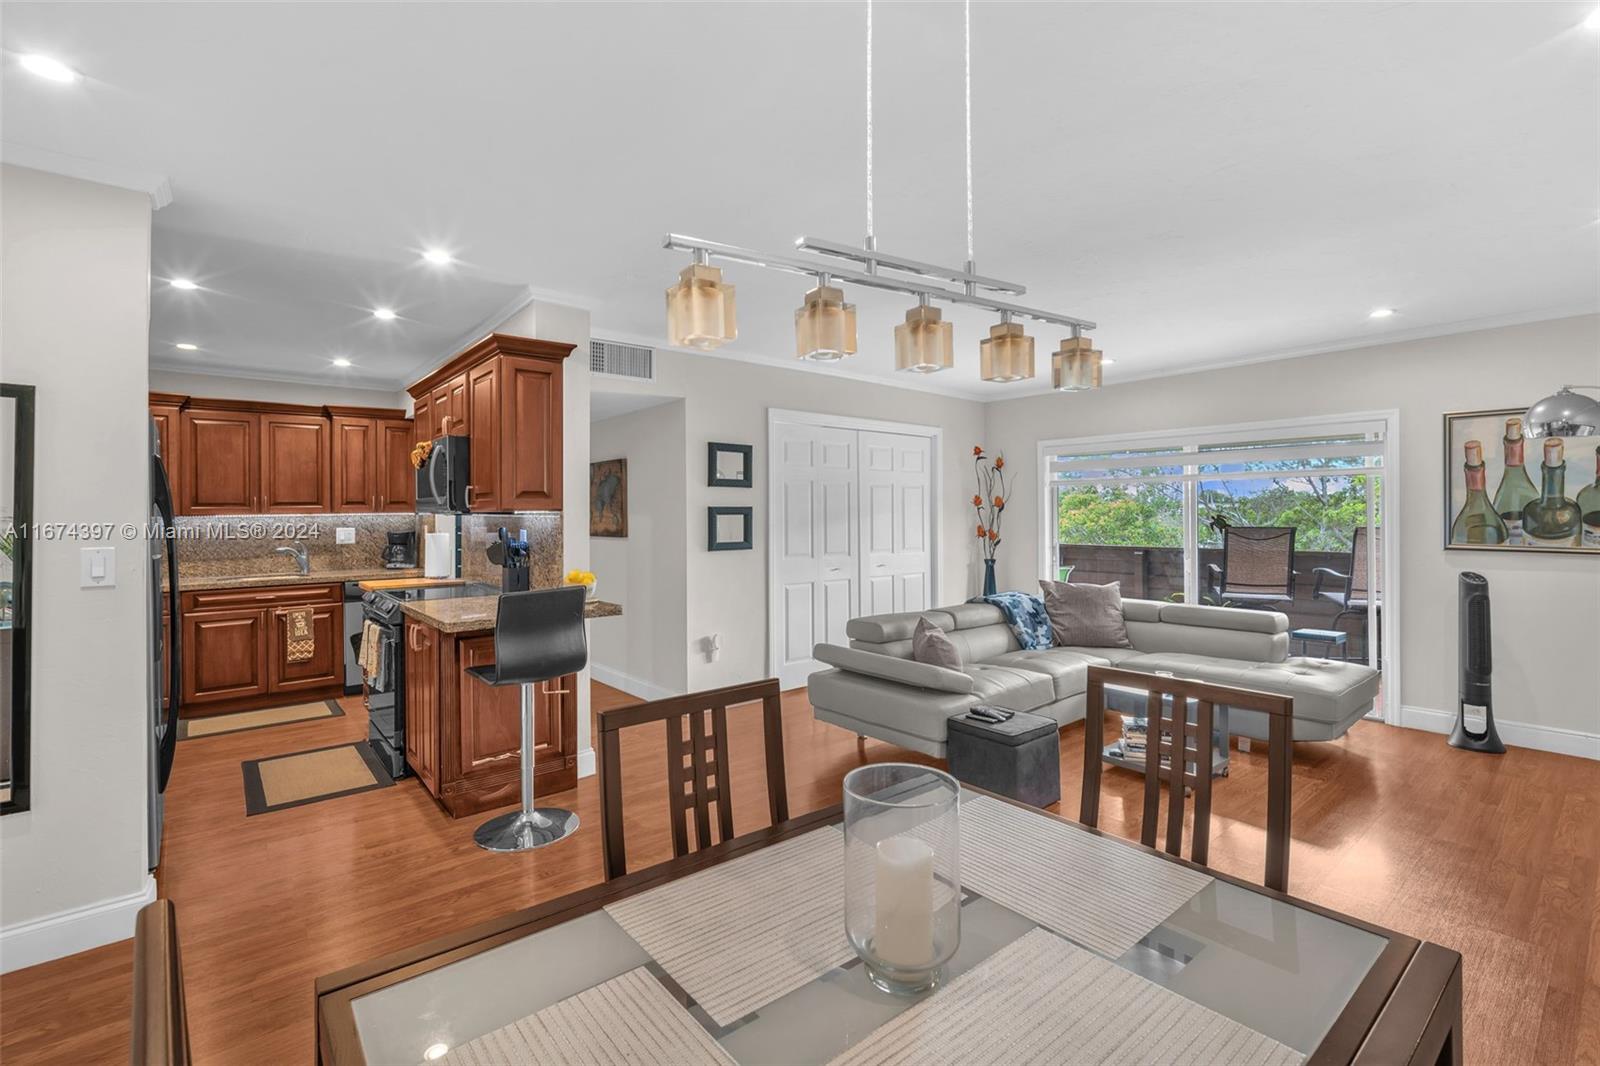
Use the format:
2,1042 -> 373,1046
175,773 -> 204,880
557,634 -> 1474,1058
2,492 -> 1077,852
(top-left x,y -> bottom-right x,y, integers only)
335,527 -> 356,545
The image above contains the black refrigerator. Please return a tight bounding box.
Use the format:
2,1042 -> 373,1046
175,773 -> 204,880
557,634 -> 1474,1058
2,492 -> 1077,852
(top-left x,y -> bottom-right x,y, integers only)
148,418 -> 180,870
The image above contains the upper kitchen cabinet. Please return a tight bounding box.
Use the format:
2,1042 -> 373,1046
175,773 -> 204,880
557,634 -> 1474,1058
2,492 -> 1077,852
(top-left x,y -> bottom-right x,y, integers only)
329,407 -> 416,513
259,410 -> 331,512
407,333 -> 571,513
149,391 -> 185,493
179,405 -> 259,514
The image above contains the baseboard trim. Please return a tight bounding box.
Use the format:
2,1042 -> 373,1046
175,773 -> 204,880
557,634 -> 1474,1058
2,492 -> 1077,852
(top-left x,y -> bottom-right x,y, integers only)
576,747 -> 595,780
1397,704 -> 1600,761
0,874 -> 157,974
590,663 -> 677,703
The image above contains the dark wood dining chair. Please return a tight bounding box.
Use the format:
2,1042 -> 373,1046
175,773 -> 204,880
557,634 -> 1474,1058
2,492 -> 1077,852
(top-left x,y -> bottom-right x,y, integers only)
130,899 -> 191,1066
1079,665 -> 1295,892
597,678 -> 789,881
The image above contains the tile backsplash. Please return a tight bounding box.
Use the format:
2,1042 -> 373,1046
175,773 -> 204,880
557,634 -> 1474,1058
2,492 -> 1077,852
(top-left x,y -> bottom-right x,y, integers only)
459,512 -> 562,588
174,513 -> 424,580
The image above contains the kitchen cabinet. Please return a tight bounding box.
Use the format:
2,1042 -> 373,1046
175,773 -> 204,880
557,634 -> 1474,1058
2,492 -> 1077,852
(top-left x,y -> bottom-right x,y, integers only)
180,407 -> 258,514
404,620 -> 439,793
179,583 -> 344,716
330,410 -> 415,513
259,413 -> 331,513
400,622 -> 577,817
149,393 -> 184,501
406,334 -> 572,514
412,395 -> 434,444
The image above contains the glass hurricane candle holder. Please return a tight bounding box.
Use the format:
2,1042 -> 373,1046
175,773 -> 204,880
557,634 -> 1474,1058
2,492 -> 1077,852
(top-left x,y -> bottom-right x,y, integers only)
843,763 -> 961,995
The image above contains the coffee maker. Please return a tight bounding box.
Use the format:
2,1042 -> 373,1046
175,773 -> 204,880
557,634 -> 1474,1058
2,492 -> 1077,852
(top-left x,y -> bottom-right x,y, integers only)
382,531 -> 418,569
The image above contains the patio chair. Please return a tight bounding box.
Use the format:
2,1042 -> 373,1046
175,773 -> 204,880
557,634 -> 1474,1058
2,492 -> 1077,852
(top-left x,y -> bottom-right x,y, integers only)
1313,526 -> 1381,658
1205,525 -> 1296,608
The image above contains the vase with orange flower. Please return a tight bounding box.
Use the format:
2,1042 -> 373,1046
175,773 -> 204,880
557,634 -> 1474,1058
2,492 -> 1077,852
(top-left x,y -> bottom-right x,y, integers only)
972,446 -> 1011,597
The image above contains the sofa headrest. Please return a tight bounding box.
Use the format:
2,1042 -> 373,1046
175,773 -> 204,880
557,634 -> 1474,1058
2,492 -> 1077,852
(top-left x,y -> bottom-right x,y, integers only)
1121,598 -> 1164,623
846,609 -> 957,644
1157,603 -> 1289,635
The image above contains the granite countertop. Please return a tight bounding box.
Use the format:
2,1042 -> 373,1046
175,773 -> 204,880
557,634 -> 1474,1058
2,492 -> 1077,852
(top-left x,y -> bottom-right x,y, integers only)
178,568 -> 425,592
398,594 -> 622,634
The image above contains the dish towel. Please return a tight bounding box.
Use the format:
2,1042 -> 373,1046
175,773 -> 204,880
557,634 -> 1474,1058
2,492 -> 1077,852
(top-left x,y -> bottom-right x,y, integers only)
974,591 -> 1054,650
283,607 -> 316,664
358,621 -> 379,683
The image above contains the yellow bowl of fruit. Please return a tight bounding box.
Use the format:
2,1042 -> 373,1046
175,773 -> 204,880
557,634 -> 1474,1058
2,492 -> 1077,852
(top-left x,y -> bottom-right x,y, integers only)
565,569 -> 597,599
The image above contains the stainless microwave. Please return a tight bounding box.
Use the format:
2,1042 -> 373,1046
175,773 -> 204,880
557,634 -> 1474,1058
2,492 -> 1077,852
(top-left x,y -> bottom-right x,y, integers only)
416,435 -> 470,513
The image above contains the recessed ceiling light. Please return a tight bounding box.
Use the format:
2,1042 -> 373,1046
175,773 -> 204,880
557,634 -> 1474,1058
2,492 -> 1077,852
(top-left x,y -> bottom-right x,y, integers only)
20,54 -> 79,83
422,1044 -> 450,1061
174,342 -> 198,351
1585,8 -> 1600,29
1368,307 -> 1396,319
332,357 -> 352,368
169,278 -> 198,290
422,248 -> 453,266
372,307 -> 397,321
1099,356 -> 1117,366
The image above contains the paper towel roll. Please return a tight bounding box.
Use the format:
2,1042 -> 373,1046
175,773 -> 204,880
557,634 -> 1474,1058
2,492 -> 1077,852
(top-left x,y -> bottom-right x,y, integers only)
423,532 -> 453,578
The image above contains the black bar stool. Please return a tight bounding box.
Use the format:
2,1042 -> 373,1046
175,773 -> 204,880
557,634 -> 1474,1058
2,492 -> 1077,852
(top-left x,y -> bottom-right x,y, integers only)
466,586 -> 588,852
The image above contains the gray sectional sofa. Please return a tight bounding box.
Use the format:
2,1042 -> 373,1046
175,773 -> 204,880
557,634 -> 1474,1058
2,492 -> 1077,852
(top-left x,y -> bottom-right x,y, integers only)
808,599 -> 1380,757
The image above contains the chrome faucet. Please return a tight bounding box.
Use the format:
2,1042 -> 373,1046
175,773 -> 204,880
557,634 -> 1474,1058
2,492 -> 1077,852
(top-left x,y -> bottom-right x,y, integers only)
275,540 -> 310,577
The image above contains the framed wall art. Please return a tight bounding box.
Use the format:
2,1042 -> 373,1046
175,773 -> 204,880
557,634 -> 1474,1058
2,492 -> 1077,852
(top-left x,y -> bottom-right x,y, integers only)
708,442 -> 753,488
707,506 -> 753,551
590,458 -> 628,538
1443,407 -> 1597,554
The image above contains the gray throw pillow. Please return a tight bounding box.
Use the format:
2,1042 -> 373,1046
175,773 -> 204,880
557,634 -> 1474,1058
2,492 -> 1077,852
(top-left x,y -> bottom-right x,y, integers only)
1039,579 -> 1132,649
912,617 -> 963,670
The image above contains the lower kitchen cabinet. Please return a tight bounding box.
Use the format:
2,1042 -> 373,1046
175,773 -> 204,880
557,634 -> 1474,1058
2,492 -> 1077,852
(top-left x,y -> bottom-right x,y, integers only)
403,622 -> 578,817
179,583 -> 344,716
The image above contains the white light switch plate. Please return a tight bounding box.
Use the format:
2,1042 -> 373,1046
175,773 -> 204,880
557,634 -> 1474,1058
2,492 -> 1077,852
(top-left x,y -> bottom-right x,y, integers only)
335,527 -> 356,545
80,546 -> 116,588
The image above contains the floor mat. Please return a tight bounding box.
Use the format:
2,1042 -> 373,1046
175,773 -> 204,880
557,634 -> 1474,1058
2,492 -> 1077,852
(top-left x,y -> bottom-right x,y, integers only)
240,741 -> 392,815
178,699 -> 344,740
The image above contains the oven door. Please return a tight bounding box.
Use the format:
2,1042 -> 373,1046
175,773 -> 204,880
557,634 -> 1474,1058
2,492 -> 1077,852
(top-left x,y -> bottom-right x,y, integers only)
364,615 -> 408,779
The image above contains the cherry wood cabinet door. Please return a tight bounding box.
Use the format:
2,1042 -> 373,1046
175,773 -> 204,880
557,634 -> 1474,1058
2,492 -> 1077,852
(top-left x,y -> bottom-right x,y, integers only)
150,403 -> 183,505
465,362 -> 500,511
259,414 -> 331,513
431,373 -> 469,438
404,621 -> 439,792
376,419 -> 416,512
497,355 -> 564,511
267,602 -> 343,693
182,609 -> 268,708
412,396 -> 434,444
330,416 -> 378,512
456,636 -> 567,774
180,409 -> 258,515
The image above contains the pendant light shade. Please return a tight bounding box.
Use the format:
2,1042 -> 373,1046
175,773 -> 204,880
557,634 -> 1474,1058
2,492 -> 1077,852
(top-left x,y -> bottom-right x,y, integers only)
1523,386 -> 1600,439
795,283 -> 858,361
979,318 -> 1034,382
1051,335 -> 1103,392
894,299 -> 954,373
665,263 -> 737,350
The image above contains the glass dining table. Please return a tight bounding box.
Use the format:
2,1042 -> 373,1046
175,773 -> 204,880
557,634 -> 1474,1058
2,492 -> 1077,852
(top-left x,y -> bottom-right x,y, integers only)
315,796 -> 1462,1066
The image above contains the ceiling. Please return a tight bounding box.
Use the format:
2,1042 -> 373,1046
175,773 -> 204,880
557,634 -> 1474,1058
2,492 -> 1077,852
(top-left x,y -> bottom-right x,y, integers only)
4,2 -> 1596,399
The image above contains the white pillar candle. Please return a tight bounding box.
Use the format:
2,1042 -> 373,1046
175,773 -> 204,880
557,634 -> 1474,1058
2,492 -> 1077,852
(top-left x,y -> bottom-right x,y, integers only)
873,836 -> 935,968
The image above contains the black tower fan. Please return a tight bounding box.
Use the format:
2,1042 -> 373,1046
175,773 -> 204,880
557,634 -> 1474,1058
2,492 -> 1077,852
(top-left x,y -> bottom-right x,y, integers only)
1450,572 -> 1505,753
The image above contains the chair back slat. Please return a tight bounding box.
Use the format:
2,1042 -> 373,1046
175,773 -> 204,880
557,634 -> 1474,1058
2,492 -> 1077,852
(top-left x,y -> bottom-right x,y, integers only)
1080,666 -> 1294,892
131,899 -> 190,1066
598,679 -> 789,881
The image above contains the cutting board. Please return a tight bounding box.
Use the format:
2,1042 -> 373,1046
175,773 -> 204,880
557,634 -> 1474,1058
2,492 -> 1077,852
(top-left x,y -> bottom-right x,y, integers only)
357,577 -> 466,592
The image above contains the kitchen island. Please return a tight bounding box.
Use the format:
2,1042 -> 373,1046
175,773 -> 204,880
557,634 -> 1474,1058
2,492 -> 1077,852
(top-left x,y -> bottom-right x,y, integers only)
398,590 -> 620,818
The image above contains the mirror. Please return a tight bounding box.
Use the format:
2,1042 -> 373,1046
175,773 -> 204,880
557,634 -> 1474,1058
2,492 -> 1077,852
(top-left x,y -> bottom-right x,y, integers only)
2,383 -> 34,814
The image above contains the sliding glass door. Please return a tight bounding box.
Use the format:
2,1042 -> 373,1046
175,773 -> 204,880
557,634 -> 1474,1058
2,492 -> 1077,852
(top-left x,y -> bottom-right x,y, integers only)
1043,418 -> 1391,710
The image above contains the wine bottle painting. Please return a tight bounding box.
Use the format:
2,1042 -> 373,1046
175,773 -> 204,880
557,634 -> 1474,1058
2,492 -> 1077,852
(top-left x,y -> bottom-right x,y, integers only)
1445,408 -> 1598,554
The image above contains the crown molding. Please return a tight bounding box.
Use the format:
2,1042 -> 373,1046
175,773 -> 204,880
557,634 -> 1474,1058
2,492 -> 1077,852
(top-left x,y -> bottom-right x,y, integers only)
2,140 -> 172,208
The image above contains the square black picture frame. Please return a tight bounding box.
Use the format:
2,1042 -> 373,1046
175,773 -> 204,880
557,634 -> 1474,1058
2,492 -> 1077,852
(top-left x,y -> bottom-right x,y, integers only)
708,442 -> 754,487
708,506 -> 754,551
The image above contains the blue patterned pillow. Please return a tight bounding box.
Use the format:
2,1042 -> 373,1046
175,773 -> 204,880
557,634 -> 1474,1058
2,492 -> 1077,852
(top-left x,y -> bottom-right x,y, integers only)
975,591 -> 1054,651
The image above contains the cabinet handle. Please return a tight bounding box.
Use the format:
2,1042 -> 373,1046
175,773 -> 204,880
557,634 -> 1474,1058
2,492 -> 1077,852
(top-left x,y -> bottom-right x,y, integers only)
541,681 -> 570,698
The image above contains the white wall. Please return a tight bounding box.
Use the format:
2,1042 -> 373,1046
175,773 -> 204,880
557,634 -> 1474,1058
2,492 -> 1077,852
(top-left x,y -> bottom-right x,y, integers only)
589,400 -> 689,699
587,347 -> 989,693
492,300 -> 595,774
985,314 -> 1600,752
148,368 -> 409,411
0,166 -> 157,970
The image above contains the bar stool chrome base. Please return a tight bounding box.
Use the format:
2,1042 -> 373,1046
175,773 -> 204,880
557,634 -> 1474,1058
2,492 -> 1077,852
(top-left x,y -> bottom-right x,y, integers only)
474,807 -> 579,852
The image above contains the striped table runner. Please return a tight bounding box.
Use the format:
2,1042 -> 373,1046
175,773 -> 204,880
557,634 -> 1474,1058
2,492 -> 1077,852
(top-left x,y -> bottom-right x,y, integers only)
828,928 -> 1304,1066
961,795 -> 1212,958
605,828 -> 852,1027
437,966 -> 734,1066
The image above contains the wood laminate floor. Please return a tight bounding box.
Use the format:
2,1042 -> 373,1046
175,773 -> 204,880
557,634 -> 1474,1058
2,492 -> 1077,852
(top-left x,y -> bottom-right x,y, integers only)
2,683 -> 1597,1065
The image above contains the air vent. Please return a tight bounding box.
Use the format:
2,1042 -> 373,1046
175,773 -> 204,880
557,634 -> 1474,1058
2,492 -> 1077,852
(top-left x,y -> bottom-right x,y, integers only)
590,339 -> 654,381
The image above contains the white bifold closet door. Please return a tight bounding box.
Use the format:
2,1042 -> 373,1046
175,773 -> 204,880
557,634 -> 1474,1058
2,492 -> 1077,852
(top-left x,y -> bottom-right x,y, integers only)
772,422 -> 932,689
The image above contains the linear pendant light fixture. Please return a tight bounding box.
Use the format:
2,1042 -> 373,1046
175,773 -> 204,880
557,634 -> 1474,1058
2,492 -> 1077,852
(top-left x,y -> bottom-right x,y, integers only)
662,0 -> 1100,387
